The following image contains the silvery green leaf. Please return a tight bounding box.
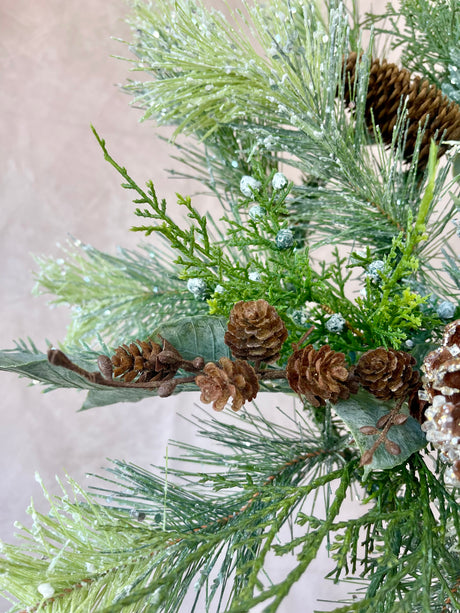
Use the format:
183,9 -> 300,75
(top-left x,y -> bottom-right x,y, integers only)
0,341 -> 159,410
150,315 -> 230,362
0,341 -> 94,392
334,389 -> 426,477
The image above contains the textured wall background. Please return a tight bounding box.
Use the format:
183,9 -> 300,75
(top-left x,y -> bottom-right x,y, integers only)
1,1 -> 375,611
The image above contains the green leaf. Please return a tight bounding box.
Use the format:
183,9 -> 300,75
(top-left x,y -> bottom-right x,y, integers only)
80,387 -> 156,411
150,315 -> 231,362
334,389 -> 426,477
0,341 -> 159,411
0,342 -> 91,392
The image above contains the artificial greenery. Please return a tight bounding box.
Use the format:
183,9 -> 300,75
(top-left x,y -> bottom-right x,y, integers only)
1,0 -> 460,611
369,0 -> 460,102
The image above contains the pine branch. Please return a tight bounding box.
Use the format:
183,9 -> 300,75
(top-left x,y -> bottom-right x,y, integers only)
1,406 -> 352,613
368,0 -> 460,99
34,238 -> 206,348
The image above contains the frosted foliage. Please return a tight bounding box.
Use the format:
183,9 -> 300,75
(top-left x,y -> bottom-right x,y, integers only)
437,300 -> 456,320
325,313 -> 346,334
240,176 -> 262,197
249,204 -> 267,220
441,49 -> 460,104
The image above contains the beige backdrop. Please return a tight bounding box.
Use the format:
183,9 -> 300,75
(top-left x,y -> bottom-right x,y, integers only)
1,1 -> 376,611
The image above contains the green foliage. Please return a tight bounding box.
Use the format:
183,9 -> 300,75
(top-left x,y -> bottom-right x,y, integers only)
34,237 -> 206,348
93,127 -> 327,348
327,456 -> 460,612
124,0 -> 460,297
1,408 -> 458,612
369,0 -> 460,98
0,406 -> 352,612
2,0 -> 460,611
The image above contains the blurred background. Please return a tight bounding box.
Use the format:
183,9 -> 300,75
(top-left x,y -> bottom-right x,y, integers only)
1,1 -> 377,610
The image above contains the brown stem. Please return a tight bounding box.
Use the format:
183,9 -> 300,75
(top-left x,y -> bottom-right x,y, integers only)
48,348 -> 196,390
360,396 -> 406,466
292,326 -> 315,351
256,369 -> 287,380
49,348 -> 290,391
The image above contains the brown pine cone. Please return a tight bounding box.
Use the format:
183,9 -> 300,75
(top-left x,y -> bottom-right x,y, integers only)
343,52 -> 460,171
224,299 -> 288,363
354,347 -> 420,400
286,344 -> 355,407
195,357 -> 259,411
111,339 -> 177,383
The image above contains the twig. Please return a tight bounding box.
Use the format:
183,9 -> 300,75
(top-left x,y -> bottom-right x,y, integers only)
48,348 -> 196,390
360,396 -> 406,466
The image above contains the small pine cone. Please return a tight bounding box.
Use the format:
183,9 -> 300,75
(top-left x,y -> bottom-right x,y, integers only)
343,52 -> 460,171
354,347 -> 420,401
224,299 -> 288,363
111,340 -> 175,383
286,344 -> 354,407
195,357 -> 259,411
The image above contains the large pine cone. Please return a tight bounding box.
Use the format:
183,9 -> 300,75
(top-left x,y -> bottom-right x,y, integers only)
286,344 -> 355,407
195,357 -> 259,411
110,339 -> 177,383
224,299 -> 288,363
420,321 -> 460,487
343,52 -> 460,171
354,347 -> 420,400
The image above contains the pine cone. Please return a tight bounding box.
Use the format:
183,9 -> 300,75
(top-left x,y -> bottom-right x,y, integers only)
111,339 -> 177,383
442,319 -> 460,350
354,347 -> 420,400
343,52 -> 460,171
195,357 -> 259,411
421,321 -> 460,487
224,299 -> 288,363
286,344 -> 354,407
421,346 -> 458,402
